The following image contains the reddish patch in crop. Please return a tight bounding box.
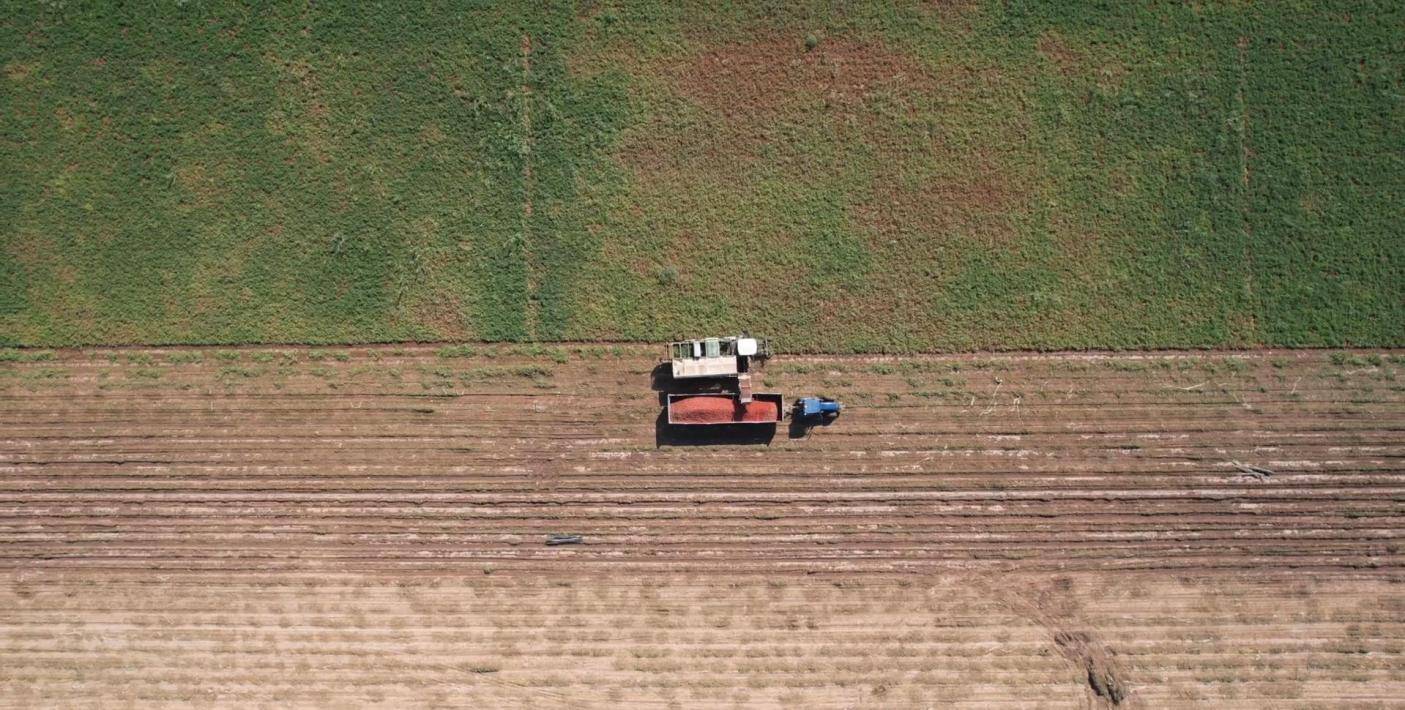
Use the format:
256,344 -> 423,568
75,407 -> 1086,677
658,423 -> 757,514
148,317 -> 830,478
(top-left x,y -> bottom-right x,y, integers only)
855,168 -> 1017,243
409,290 -> 470,340
616,37 -> 932,175
1037,31 -> 1083,76
923,0 -> 980,18
173,163 -> 227,207
676,38 -> 929,117
4,61 -> 34,81
1036,30 -> 1128,91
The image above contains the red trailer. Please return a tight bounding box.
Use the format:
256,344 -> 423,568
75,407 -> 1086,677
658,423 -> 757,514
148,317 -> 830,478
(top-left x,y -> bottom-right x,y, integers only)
666,393 -> 784,426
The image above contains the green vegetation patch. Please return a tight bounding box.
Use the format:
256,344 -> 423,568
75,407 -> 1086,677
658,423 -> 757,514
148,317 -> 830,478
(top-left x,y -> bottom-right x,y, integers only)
2,2 -> 1400,350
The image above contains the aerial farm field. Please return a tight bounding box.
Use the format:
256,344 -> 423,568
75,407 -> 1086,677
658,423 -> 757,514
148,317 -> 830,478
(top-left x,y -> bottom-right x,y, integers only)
1,345 -> 1402,706
3,1 -> 1402,349
3,0 -> 1404,707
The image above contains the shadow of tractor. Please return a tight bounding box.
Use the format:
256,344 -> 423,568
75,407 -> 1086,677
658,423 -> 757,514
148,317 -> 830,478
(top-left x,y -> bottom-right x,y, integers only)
787,409 -> 840,439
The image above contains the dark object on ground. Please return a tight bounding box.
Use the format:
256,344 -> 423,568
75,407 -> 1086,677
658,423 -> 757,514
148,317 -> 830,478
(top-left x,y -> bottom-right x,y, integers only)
1230,461 -> 1275,481
546,534 -> 583,546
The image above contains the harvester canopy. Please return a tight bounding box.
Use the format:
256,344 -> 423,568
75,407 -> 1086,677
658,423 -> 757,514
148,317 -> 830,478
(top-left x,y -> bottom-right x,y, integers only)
668,335 -> 770,379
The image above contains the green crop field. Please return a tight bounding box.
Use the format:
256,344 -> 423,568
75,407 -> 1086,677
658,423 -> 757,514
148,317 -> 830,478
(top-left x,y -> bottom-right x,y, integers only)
2,1 -> 1401,351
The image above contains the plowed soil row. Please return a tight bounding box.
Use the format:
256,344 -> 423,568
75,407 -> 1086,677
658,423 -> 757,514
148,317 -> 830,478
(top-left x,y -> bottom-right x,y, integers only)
2,571 -> 1401,708
0,346 -> 1399,575
2,346 -> 1403,707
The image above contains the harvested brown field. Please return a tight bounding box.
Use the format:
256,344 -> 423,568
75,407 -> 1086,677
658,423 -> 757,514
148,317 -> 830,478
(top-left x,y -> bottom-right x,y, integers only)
1,346 -> 1402,706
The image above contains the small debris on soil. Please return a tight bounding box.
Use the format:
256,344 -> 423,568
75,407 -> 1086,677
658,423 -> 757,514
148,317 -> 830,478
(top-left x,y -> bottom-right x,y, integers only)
1230,460 -> 1275,481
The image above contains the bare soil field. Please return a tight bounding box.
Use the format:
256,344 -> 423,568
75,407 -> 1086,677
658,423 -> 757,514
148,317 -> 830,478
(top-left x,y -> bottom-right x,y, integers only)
1,346 -> 1401,707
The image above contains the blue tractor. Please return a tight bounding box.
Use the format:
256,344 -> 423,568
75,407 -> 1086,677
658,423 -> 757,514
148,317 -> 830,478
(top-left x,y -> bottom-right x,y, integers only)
794,397 -> 842,423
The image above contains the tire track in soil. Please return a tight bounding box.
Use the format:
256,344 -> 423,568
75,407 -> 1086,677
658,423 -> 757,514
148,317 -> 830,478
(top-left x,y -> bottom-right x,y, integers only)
978,574 -> 1132,707
518,33 -> 539,341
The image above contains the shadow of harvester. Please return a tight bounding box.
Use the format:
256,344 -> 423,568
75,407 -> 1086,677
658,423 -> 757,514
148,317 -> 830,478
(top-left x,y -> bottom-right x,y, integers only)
653,410 -> 777,447
651,362 -> 734,401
